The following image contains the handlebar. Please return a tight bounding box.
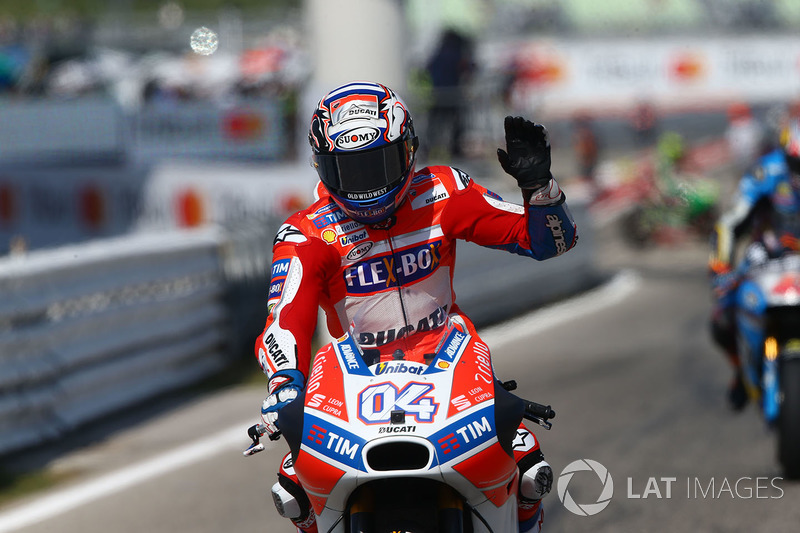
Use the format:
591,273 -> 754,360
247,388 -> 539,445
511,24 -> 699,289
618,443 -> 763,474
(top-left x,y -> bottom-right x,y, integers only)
501,380 -> 556,430
500,379 -> 556,429
246,381 -> 556,455
523,400 -> 556,426
523,400 -> 556,420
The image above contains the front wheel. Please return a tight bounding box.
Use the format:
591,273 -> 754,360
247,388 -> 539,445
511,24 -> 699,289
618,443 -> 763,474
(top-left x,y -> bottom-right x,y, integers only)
347,479 -> 467,533
778,357 -> 800,478
619,205 -> 653,249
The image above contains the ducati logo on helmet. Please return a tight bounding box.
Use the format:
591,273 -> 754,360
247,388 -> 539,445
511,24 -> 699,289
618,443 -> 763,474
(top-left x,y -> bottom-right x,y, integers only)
330,94 -> 379,125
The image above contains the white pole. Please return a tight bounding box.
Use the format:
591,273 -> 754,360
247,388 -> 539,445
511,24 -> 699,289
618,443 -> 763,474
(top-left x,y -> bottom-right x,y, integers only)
298,0 -> 409,158
304,0 -> 408,93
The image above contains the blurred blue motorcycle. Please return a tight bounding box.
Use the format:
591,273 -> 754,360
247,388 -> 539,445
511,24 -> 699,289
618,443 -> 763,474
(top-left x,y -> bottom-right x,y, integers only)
736,248 -> 800,477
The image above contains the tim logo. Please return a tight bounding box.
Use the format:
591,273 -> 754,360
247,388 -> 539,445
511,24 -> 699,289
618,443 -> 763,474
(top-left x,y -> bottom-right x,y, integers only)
343,240 -> 442,294
308,424 -> 327,445
313,209 -> 347,229
268,259 -> 291,299
306,425 -> 360,461
433,409 -> 494,459
437,416 -> 491,454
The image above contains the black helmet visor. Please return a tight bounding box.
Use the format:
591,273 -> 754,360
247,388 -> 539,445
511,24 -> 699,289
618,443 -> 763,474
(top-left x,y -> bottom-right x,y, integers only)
313,137 -> 418,201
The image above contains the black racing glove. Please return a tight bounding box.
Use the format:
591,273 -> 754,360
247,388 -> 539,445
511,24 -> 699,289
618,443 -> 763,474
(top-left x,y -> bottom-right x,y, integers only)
497,116 -> 553,190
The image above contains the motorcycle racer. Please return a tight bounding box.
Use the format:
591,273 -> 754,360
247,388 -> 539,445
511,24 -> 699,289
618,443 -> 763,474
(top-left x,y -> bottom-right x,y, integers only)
709,114 -> 800,410
256,81 -> 577,532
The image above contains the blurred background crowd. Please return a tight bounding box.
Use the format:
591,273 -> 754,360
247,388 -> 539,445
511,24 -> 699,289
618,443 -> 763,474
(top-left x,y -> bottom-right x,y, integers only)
1,0 -> 798,105
0,0 -> 798,254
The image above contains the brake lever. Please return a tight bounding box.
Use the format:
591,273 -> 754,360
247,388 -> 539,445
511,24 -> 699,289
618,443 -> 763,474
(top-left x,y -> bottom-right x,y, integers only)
526,415 -> 552,431
243,423 -> 275,456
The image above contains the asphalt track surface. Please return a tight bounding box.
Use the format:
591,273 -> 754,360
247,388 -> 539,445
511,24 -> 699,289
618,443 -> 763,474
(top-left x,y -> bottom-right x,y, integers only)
3,188 -> 800,532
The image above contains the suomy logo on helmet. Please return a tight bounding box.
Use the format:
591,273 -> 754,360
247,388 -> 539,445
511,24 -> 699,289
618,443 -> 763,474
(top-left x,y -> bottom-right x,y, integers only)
335,126 -> 380,150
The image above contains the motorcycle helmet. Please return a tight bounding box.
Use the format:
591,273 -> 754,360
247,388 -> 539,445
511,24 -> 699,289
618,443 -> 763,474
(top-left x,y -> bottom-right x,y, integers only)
309,81 -> 419,224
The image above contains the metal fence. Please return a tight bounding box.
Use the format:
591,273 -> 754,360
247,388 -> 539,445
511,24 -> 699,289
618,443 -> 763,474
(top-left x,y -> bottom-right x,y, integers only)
0,228 -> 229,456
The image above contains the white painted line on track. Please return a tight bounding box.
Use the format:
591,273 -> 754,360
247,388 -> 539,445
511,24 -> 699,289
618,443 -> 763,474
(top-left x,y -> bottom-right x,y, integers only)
478,269 -> 641,350
0,422 -> 266,533
0,270 -> 639,532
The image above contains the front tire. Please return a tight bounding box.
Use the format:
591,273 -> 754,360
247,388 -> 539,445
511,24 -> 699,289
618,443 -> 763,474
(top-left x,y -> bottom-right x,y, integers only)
620,205 -> 652,249
778,358 -> 800,479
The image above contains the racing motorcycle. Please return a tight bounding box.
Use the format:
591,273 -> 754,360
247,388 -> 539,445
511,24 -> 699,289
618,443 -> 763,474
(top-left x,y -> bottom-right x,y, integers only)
619,131 -> 719,248
244,302 -> 555,533
735,249 -> 800,477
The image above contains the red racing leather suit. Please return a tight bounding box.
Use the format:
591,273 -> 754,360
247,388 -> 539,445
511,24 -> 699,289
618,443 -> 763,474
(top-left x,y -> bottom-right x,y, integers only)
258,165 -> 577,533
256,165 -> 578,377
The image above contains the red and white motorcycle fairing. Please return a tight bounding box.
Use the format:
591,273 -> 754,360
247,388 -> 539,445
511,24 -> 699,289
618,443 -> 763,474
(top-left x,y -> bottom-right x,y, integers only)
275,317 -> 534,533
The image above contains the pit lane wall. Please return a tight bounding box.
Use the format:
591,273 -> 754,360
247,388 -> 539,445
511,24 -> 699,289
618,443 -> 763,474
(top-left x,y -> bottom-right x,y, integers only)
0,228 -> 228,456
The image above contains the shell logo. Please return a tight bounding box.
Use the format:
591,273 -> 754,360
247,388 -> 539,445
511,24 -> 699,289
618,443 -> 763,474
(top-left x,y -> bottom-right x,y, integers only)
321,229 -> 337,243
670,52 -> 705,82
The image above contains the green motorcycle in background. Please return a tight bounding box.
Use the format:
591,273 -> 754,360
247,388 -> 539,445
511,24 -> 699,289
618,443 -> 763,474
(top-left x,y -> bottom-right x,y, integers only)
621,131 -> 720,248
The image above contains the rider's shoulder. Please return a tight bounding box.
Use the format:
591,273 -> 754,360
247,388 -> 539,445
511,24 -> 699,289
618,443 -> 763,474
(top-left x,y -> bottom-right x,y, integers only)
276,196 -> 344,242
742,149 -> 785,190
413,165 -> 473,193
755,149 -> 787,178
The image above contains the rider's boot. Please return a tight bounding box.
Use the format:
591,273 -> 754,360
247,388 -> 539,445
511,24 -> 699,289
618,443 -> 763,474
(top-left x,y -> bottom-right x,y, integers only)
272,453 -> 318,533
710,307 -> 748,411
514,427 -> 553,533
728,368 -> 748,412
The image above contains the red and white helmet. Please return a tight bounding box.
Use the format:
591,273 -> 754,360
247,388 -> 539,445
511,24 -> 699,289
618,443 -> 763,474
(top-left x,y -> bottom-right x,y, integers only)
308,81 -> 418,224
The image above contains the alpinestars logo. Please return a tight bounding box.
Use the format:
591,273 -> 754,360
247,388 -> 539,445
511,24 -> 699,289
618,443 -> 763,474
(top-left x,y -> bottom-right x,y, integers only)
274,224 -> 306,245
545,214 -> 568,255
